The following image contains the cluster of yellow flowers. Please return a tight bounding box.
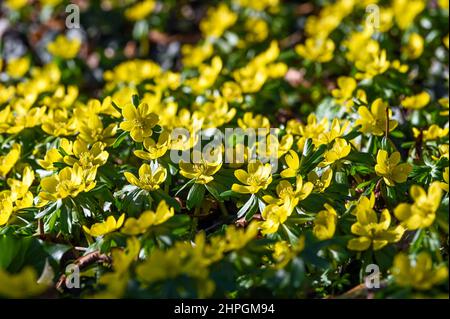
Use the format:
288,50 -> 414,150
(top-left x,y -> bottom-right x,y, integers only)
0,0 -> 448,299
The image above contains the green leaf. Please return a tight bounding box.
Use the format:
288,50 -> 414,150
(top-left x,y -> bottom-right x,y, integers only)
132,94 -> 140,107
236,195 -> 256,219
186,183 -> 205,210
205,183 -> 221,201
112,131 -> 129,149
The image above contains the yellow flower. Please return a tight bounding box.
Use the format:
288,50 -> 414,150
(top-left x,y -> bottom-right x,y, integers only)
313,203 -> 337,240
233,41 -> 282,93
332,76 -> 357,106
39,164 -> 97,201
317,118 -> 350,145
245,17 -> 269,43
120,102 -> 159,142
261,204 -> 288,235
179,151 -> 223,184
403,33 -> 424,59
121,200 -> 174,235
83,214 -> 125,237
280,150 -> 300,178
355,49 -> 390,80
78,115 -> 118,146
40,0 -> 63,6
197,97 -> 236,128
391,252 -> 448,290
0,143 -> 21,178
0,191 -> 14,226
200,3 -> 237,38
6,56 -> 30,78
182,43 -> 214,68
0,267 -> 48,298
295,37 -> 335,63
439,97 -> 449,116
401,91 -> 430,110
347,208 -> 405,251
413,125 -> 449,142
320,138 -> 351,166
307,168 -> 333,193
235,0 -> 280,11
47,35 -> 81,59
237,112 -> 271,134
393,0 -> 426,30
223,222 -> 259,252
394,182 -> 442,230
440,167 -> 449,192
257,134 -> 293,159
263,176 -> 313,213
0,84 -> 15,105
38,139 -> 73,171
221,81 -> 243,103
343,28 -> 378,63
390,59 -> 409,73
186,56 -> 223,94
289,114 -> 329,149
438,0 -> 449,9
64,140 -> 109,169
232,161 -> 273,194
355,98 -> 398,136
41,108 -> 78,137
353,193 -> 375,216
375,150 -> 412,187
8,166 -> 34,208
124,0 -> 155,21
134,130 -> 171,161
5,0 -> 27,10
124,163 -> 167,191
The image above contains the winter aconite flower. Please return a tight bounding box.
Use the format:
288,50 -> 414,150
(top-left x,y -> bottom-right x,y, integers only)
261,204 -> 288,235
134,130 -> 171,161
263,176 -> 313,214
6,56 -> 30,78
124,0 -> 156,21
280,150 -> 300,178
391,252 -> 448,290
440,167 -> 449,192
0,267 -> 48,298
179,151 -> 223,184
47,35 -> 81,59
232,161 -> 273,194
121,200 -> 174,235
375,150 -> 412,187
355,98 -> 398,136
39,164 -> 97,201
403,33 -> 424,59
120,102 -> 159,142
393,0 -> 426,30
5,0 -> 28,10
313,204 -> 338,240
63,140 -> 109,169
320,138 -> 351,167
347,209 -> 405,251
295,37 -> 335,63
83,214 -> 125,237
0,143 -> 21,178
307,169 -> 333,193
331,76 -> 357,106
124,163 -> 167,191
394,182 -> 442,230
401,91 -> 430,110
8,166 -> 34,210
0,192 -> 13,226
